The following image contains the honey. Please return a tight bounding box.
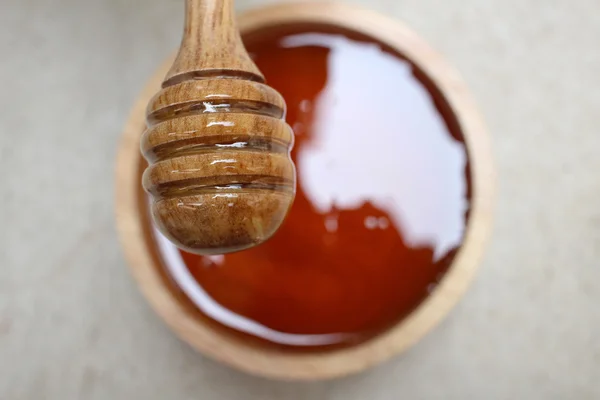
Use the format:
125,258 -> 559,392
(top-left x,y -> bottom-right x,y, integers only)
152,23 -> 471,349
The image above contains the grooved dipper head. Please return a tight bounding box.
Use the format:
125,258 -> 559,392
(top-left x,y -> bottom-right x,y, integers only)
141,77 -> 296,255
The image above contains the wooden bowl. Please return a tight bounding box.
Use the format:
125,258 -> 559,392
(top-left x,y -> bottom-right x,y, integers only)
115,2 -> 494,381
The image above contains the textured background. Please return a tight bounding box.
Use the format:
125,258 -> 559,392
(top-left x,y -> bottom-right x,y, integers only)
1,0 -> 599,398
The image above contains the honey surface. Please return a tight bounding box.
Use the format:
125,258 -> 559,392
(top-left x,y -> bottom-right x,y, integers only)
154,24 -> 471,348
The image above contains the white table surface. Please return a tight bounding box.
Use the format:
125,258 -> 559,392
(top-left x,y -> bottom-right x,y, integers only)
1,0 -> 599,398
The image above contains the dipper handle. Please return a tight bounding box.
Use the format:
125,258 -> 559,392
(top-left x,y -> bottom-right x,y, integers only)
164,0 -> 263,86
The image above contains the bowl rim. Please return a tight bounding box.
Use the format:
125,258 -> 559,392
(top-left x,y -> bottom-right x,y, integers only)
115,1 -> 495,381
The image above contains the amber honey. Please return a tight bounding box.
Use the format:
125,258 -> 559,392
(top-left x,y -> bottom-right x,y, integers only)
151,23 -> 471,349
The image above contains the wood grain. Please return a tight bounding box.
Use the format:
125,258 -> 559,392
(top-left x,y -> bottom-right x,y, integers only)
164,0 -> 263,85
116,2 -> 495,380
141,0 -> 296,255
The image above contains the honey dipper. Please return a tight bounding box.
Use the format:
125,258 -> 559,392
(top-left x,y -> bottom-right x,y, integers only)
141,0 -> 295,255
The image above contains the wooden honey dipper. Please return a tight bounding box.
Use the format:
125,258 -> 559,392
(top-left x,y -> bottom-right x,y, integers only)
141,0 -> 295,255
